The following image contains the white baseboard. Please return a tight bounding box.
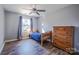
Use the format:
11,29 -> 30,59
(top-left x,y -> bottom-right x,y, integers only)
22,37 -> 29,40
0,39 -> 18,54
0,42 -> 5,54
5,39 -> 18,43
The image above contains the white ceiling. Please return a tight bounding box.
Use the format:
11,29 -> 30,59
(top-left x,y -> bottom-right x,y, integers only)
2,4 -> 71,16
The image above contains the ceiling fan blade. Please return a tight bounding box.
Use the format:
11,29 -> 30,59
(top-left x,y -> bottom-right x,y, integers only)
37,10 -> 46,12
36,12 -> 40,15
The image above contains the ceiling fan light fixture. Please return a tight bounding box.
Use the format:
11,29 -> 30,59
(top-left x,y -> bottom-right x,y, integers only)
22,4 -> 45,17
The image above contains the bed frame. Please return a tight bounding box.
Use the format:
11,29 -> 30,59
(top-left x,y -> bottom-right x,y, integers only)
41,31 -> 52,46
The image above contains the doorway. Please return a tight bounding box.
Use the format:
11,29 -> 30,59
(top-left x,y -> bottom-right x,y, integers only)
22,18 -> 31,39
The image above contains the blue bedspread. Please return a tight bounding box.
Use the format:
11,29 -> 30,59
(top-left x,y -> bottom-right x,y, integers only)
30,32 -> 41,42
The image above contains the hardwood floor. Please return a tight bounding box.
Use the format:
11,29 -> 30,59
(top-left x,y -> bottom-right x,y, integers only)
1,39 -> 69,55
43,41 -> 69,55
1,39 -> 49,55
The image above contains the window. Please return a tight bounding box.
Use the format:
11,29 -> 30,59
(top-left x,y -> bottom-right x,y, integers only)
22,18 -> 31,39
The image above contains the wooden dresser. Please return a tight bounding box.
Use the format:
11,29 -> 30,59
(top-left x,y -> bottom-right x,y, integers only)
52,26 -> 75,53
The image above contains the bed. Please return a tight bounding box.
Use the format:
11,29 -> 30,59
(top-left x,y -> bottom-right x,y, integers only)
29,32 -> 41,42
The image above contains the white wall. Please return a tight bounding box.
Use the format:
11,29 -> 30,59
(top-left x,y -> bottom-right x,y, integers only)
0,5 -> 5,53
32,17 -> 41,32
5,11 -> 31,40
40,5 -> 79,32
40,5 -> 79,52
5,11 -> 20,40
5,11 -> 39,40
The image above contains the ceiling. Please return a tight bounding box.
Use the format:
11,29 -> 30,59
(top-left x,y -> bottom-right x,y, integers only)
2,4 -> 71,16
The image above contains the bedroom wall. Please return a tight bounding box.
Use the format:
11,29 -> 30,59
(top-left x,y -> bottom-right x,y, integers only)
40,5 -> 79,52
5,11 -> 20,40
0,5 -> 5,53
5,11 -> 31,41
40,5 -> 79,32
32,17 -> 40,32
5,11 -> 40,41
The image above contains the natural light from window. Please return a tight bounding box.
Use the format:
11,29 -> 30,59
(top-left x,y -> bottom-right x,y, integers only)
42,23 -> 45,33
22,18 -> 31,39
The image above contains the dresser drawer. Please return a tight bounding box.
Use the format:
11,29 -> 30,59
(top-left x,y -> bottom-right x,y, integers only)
54,30 -> 73,36
53,39 -> 72,47
53,39 -> 67,50
53,40 -> 72,52
54,28 -> 66,34
53,35 -> 72,42
54,27 -> 74,36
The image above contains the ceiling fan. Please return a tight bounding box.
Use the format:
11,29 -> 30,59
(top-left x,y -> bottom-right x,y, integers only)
22,4 -> 46,16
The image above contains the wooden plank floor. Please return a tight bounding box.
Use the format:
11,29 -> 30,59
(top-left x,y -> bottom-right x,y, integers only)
1,39 -> 50,55
1,39 -> 69,55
